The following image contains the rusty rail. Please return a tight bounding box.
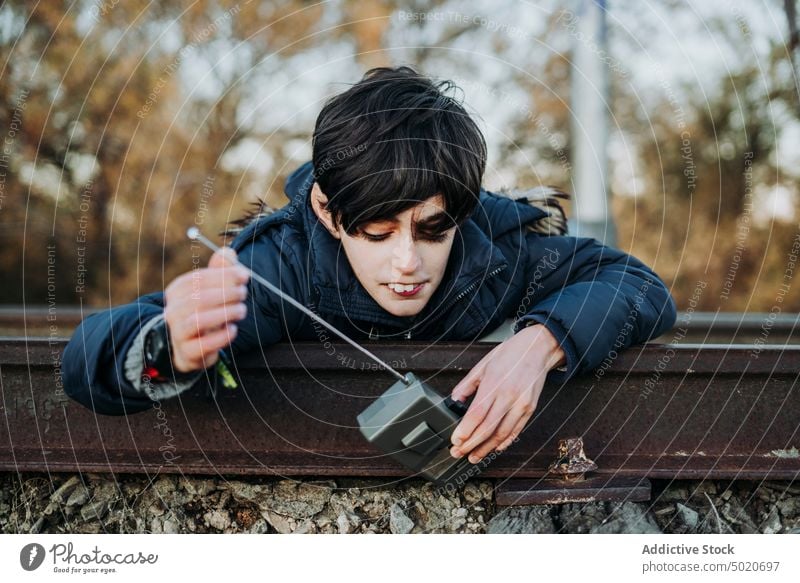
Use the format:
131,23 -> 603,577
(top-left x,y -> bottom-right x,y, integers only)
1,306 -> 798,343
1,338 -> 797,480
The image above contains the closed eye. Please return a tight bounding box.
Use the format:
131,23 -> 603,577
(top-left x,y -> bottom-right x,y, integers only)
417,231 -> 450,243
360,230 -> 451,243
361,231 -> 391,242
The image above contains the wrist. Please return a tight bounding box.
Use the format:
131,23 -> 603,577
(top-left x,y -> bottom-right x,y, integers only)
519,322 -> 567,371
143,318 -> 199,382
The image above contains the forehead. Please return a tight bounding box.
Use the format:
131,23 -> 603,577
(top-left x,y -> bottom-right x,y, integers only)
371,194 -> 448,224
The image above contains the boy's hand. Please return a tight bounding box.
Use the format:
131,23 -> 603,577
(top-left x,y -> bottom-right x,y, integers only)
448,324 -> 565,464
164,247 -> 250,373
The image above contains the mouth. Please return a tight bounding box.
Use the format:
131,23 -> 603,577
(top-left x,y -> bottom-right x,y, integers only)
386,282 -> 425,297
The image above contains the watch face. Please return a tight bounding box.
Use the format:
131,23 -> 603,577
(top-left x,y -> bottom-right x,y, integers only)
146,324 -> 167,361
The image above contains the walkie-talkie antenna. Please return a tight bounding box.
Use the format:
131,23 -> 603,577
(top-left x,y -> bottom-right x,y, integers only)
187,227 -> 410,385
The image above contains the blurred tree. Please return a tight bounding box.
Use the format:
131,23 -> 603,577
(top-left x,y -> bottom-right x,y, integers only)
0,0 -> 797,315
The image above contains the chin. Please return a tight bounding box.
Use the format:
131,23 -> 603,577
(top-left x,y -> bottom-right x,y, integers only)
381,300 -> 426,318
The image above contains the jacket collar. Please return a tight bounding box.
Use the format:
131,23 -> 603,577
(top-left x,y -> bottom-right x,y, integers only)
283,161 -> 544,331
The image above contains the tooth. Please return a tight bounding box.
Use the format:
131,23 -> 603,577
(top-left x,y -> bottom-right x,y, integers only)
403,284 -> 415,292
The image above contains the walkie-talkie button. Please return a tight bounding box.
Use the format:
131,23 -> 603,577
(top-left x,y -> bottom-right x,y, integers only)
401,422 -> 442,456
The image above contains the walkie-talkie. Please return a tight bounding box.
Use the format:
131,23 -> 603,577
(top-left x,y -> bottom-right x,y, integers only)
189,228 -> 485,488
357,373 -> 480,486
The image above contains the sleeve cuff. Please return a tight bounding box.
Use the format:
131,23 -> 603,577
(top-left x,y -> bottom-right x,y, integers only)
123,313 -> 203,401
513,315 -> 577,382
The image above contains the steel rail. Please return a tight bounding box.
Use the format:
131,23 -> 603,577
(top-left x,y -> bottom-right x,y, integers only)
0,339 -> 798,480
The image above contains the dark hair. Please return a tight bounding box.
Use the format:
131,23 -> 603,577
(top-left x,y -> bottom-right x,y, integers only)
312,66 -> 486,234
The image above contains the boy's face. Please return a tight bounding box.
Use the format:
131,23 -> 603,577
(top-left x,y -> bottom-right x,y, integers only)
311,184 -> 456,317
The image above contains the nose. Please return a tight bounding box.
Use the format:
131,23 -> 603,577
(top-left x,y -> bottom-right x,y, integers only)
392,233 -> 421,275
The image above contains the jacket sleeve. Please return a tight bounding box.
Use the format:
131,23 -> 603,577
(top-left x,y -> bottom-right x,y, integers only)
62,232 -> 305,416
514,234 -> 677,382
62,291 -> 182,415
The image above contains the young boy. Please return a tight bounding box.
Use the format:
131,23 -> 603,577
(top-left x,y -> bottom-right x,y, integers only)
62,66 -> 677,465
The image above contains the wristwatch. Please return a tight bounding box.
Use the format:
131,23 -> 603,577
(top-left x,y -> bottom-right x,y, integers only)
142,319 -> 199,383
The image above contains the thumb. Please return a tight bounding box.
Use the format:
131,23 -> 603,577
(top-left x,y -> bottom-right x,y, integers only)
450,357 -> 488,402
208,246 -> 239,269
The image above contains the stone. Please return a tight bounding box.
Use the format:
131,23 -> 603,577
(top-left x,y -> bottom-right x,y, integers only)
674,503 -> 699,531
81,500 -> 108,522
227,482 -> 272,506
66,487 -> 91,508
449,507 -> 468,531
152,476 -> 176,499
246,519 -> 270,534
205,510 -> 231,531
30,516 -> 45,534
293,519 -> 316,534
591,503 -> 661,534
760,509 -> 781,534
149,517 -> 164,534
389,503 -> 414,534
558,502 -> 609,533
690,481 -> 718,499
51,476 -> 82,504
7,473 -> 796,537
180,478 -> 217,497
488,506 -> 556,534
764,481 -> 800,496
777,497 -> 800,519
720,499 -> 758,533
148,502 -> 165,517
264,510 -> 293,534
234,507 -> 260,530
337,512 -> 353,534
656,486 -> 689,503
264,481 -> 331,518
462,483 -> 483,505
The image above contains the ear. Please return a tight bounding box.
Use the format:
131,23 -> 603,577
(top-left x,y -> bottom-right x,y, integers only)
310,182 -> 341,239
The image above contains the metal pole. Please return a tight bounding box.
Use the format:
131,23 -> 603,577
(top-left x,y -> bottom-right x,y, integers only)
569,0 -> 615,246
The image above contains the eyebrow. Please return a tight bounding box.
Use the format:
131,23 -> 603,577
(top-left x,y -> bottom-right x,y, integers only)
373,211 -> 452,228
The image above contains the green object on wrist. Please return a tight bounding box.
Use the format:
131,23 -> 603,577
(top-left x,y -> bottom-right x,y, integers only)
215,352 -> 238,390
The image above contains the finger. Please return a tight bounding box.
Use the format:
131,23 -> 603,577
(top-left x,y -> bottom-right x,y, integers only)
450,381 -> 496,447
449,356 -> 489,402
452,396 -> 509,459
186,285 -> 249,309
497,414 -> 530,452
198,265 -> 251,288
208,246 -> 239,269
179,323 -> 238,369
469,407 -> 527,462
174,303 -> 247,339
171,268 -> 249,297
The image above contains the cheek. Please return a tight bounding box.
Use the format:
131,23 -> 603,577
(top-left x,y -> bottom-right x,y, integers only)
342,240 -> 387,278
424,245 -> 453,278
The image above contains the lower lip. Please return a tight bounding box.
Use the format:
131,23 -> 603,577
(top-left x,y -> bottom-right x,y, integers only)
388,284 -> 424,297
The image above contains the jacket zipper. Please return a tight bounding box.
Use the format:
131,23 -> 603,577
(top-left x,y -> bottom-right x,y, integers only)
443,264 -> 508,312
410,263 -> 509,339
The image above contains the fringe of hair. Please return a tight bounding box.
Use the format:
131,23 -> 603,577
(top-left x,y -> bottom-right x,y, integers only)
221,187 -> 570,239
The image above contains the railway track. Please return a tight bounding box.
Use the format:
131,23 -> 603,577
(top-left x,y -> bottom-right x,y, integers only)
1,338 -> 797,484
2,306 -> 797,343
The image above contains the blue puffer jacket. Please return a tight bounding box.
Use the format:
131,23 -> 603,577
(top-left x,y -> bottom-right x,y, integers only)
62,161 -> 677,415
